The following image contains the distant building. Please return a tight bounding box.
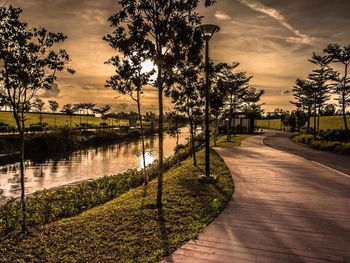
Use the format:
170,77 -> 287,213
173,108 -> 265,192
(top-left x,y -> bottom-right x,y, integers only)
221,112 -> 256,134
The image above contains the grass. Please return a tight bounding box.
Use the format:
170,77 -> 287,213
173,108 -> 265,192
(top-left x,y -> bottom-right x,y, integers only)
309,115 -> 350,130
0,111 -> 128,128
256,119 -> 282,130
214,134 -> 251,148
0,135 -> 248,262
257,115 -> 350,131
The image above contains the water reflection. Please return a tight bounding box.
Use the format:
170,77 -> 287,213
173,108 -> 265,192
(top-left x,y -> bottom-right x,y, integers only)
0,128 -> 189,201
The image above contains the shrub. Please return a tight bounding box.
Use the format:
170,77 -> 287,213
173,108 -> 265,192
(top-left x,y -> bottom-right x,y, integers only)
0,147 -> 192,236
319,129 -> 350,142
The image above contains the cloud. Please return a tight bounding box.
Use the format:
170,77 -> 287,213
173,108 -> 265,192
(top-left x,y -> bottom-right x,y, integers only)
38,83 -> 61,98
215,10 -> 231,21
236,0 -> 315,44
281,90 -> 291,95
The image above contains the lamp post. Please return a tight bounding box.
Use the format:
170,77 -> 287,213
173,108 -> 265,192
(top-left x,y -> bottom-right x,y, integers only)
197,24 -> 220,178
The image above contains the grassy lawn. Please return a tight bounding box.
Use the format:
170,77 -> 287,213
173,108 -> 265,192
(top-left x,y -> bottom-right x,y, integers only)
0,111 -> 128,128
256,119 -> 282,130
0,135 -> 248,263
309,115 -> 350,130
214,134 -> 251,148
257,115 -> 350,131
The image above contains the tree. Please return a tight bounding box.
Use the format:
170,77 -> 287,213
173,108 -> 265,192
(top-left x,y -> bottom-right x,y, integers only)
208,63 -> 235,146
219,65 -> 253,140
210,81 -> 225,147
308,53 -> 335,137
81,103 -> 95,125
61,104 -> 76,127
166,111 -> 182,165
105,0 -> 215,207
240,87 -> 265,119
33,98 -> 45,124
0,5 -> 74,232
105,36 -> 154,184
94,104 -> 111,125
73,103 -> 84,126
324,44 -> 350,131
169,67 -> 204,167
291,79 -> 314,133
321,103 -> 336,116
48,100 -> 59,127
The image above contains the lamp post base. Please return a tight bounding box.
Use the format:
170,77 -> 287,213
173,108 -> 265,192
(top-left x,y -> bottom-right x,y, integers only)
198,174 -> 217,184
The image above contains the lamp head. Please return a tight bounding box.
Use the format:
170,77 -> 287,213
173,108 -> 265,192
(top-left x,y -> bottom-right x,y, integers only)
197,24 -> 220,41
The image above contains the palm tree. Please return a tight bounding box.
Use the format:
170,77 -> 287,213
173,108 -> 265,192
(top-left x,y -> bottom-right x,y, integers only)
48,100 -> 59,127
61,104 -> 76,127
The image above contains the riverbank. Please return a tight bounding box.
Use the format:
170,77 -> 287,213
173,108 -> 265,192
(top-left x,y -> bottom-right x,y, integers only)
0,127 -> 156,158
0,135 -> 247,262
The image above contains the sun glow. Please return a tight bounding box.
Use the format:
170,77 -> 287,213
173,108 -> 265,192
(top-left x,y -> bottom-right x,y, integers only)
139,150 -> 155,168
141,60 -> 157,81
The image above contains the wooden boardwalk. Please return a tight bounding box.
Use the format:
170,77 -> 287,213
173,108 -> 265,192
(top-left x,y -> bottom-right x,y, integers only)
162,133 -> 350,263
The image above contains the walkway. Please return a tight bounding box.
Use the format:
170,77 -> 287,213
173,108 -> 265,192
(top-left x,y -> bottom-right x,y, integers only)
264,131 -> 350,176
162,133 -> 350,263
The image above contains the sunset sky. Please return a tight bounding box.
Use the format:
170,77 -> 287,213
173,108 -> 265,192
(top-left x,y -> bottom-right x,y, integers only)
4,0 -> 350,113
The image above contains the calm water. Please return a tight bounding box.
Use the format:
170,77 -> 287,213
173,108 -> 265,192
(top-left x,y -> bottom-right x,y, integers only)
0,128 -> 189,202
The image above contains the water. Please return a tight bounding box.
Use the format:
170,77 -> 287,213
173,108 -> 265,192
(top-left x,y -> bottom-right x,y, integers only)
0,128 -> 189,202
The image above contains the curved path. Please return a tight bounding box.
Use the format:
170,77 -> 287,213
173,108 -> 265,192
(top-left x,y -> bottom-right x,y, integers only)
162,133 -> 350,263
264,131 -> 350,176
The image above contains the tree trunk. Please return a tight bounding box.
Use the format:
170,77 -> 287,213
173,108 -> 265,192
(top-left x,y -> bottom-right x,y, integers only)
15,110 -> 27,233
214,116 -> 218,147
313,92 -> 317,139
156,66 -> 164,208
137,91 -> 148,185
307,107 -> 311,134
176,132 -> 180,165
39,111 -> 43,125
189,116 -> 197,166
343,64 -> 348,131
317,106 -> 321,133
19,127 -> 26,233
227,95 -> 233,141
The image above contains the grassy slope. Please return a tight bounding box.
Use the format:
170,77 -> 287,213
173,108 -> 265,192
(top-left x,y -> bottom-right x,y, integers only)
309,115 -> 350,130
0,112 -> 128,128
214,134 -> 251,148
256,119 -> 282,130
257,115 -> 350,131
0,135 -> 247,263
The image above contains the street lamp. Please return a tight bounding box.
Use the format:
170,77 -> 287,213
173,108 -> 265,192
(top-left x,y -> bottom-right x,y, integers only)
197,24 -> 220,179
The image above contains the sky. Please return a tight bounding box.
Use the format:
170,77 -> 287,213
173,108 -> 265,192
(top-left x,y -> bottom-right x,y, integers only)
3,0 -> 350,113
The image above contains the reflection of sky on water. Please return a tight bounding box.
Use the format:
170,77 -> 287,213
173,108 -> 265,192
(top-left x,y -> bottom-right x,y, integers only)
0,128 -> 189,201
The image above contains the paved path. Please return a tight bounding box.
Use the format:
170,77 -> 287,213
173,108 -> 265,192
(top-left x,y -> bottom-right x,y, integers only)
162,133 -> 350,263
264,131 -> 350,176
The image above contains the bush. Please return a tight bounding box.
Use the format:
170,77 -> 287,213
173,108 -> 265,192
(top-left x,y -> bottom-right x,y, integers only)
319,129 -> 350,142
294,133 -> 350,154
0,122 -> 15,133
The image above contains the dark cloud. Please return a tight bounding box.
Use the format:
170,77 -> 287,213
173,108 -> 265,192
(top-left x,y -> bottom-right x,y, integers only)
38,83 -> 62,98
